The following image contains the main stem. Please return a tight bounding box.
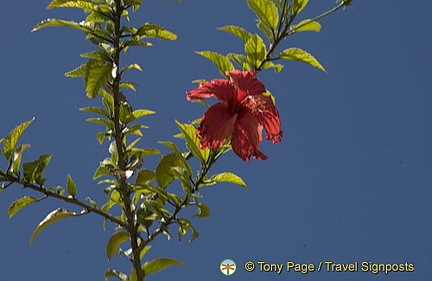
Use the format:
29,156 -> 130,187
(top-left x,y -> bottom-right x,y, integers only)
111,1 -> 144,280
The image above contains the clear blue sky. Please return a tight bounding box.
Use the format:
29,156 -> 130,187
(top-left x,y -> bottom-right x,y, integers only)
1,1 -> 431,280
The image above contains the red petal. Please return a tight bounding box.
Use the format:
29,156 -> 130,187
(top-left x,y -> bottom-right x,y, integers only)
231,109 -> 267,161
248,95 -> 283,143
227,70 -> 266,103
186,79 -> 236,107
198,103 -> 236,149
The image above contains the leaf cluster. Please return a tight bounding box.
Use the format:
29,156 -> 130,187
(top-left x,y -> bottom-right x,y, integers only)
196,0 -> 340,78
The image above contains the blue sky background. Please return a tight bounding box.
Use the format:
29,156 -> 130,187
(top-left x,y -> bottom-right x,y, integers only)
1,0 -> 431,280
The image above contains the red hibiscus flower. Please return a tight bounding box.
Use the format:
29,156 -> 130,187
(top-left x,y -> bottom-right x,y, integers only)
186,70 -> 283,161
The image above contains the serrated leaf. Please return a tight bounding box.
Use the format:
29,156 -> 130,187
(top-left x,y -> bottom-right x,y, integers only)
85,60 -> 113,98
30,208 -> 76,244
66,174 -> 77,197
247,0 -> 279,32
4,118 -> 34,162
65,63 -> 88,77
142,258 -> 184,275
291,19 -> 321,32
278,48 -> 326,72
245,34 -> 266,70
218,25 -> 253,42
8,196 -> 38,218
196,51 -> 234,78
292,0 -> 309,16
106,231 -> 129,261
210,172 -> 248,187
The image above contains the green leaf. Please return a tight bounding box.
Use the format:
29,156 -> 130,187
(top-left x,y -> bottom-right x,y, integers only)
22,154 -> 52,185
278,47 -> 326,72
93,165 -> 111,179
196,51 -> 234,78
210,172 -> 248,187
30,208 -> 76,244
80,106 -> 110,118
175,121 -> 209,164
4,118 -> 34,162
106,231 -> 130,261
244,34 -> 266,70
85,60 -> 113,98
48,0 -> 100,11
120,82 -> 138,92
218,25 -> 253,42
247,0 -> 279,32
135,169 -> 156,185
104,269 -> 129,281
136,23 -> 178,40
11,144 -> 31,175
261,61 -> 284,73
194,202 -> 210,218
65,63 -> 87,77
66,174 -> 77,197
8,196 -> 38,218
291,19 -> 321,32
292,0 -> 309,16
156,152 -> 191,188
32,19 -> 109,39
121,63 -> 142,73
86,118 -> 114,129
142,258 -> 184,275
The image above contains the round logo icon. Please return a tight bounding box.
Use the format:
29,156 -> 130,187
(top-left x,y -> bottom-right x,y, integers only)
220,259 -> 237,276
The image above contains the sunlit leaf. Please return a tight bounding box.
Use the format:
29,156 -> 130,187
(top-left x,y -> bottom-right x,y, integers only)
142,258 -> 184,275
156,152 -> 191,188
196,51 -> 234,78
106,231 -> 130,261
291,19 -> 321,32
194,202 -> 210,218
66,174 -> 77,197
247,0 -> 279,32
218,25 -> 253,42
8,196 -> 38,218
11,144 -> 31,175
292,0 -> 309,16
135,169 -> 156,184
80,106 -> 110,118
104,269 -> 128,281
278,47 -> 326,72
85,60 -> 113,98
175,121 -> 209,164
4,118 -> 34,162
210,172 -> 248,187
244,34 -> 266,70
136,23 -> 177,40
22,154 -> 52,185
30,208 -> 76,244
